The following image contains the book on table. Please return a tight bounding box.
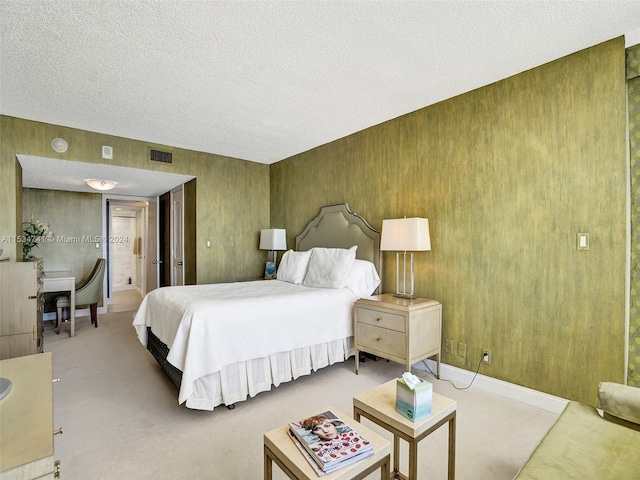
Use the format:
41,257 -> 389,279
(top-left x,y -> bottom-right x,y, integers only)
288,410 -> 373,473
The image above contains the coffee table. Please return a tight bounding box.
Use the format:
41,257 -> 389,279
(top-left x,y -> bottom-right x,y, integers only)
353,380 -> 456,480
264,407 -> 391,480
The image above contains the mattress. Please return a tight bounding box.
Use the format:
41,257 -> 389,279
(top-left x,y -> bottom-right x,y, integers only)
133,279 -> 358,410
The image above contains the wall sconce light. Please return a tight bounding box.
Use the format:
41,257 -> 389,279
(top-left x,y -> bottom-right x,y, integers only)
259,228 -> 287,279
86,179 -> 117,191
380,217 -> 431,299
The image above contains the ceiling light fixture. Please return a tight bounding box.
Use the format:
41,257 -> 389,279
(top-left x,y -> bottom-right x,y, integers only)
86,179 -> 117,191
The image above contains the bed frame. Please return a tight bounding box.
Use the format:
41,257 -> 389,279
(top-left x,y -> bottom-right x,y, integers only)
146,203 -> 381,401
296,203 -> 382,292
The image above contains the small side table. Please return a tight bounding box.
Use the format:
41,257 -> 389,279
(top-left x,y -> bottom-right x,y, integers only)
353,380 -> 456,480
264,407 -> 391,480
354,294 -> 442,377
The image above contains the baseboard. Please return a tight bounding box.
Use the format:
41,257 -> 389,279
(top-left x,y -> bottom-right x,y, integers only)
113,285 -> 139,292
43,305 -> 108,322
414,359 -> 568,415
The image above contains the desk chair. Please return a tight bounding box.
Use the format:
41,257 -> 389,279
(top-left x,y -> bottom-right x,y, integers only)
55,258 -> 106,334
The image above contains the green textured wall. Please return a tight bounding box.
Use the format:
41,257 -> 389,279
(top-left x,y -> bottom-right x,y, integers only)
22,188 -> 102,274
628,44 -> 640,388
271,38 -> 627,405
0,116 -> 270,284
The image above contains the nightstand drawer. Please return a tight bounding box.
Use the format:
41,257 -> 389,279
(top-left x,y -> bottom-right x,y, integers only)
357,323 -> 405,358
356,307 -> 406,333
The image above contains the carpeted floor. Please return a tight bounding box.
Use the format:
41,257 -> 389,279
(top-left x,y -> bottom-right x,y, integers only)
44,297 -> 557,480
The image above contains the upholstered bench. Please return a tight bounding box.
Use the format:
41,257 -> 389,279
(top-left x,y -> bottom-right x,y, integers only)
514,382 -> 640,480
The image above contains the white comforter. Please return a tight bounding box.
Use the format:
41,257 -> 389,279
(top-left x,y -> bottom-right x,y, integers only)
132,280 -> 357,405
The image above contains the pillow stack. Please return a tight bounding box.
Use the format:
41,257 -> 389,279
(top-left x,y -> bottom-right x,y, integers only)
276,246 -> 380,297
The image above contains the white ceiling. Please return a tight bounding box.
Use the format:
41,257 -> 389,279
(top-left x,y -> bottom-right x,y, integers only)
18,155 -> 195,197
2,1 -> 640,167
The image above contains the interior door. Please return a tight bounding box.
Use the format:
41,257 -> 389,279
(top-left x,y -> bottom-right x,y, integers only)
170,185 -> 184,286
145,197 -> 159,294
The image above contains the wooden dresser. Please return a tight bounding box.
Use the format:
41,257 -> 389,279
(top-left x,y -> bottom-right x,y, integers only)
0,352 -> 59,479
0,260 -> 44,360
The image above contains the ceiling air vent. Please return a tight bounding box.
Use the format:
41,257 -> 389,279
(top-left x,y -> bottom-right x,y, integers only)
149,149 -> 173,164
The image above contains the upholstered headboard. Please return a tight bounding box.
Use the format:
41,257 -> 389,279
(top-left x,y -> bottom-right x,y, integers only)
296,203 -> 382,292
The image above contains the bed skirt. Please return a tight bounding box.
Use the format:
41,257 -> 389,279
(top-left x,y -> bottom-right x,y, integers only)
146,327 -> 355,411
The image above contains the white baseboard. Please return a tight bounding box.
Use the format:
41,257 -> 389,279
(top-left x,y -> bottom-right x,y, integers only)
414,359 -> 568,415
113,285 -> 138,291
43,305 -> 108,322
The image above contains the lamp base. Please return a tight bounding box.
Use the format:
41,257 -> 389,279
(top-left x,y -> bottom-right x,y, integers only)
392,293 -> 419,300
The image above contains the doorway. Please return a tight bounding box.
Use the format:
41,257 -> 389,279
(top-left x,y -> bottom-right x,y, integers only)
102,180 -> 195,310
105,197 -> 155,312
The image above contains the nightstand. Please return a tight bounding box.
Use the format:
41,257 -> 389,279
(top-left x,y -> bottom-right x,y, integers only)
354,294 -> 442,377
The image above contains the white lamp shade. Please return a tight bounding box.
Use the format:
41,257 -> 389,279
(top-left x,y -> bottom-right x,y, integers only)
259,229 -> 287,250
380,218 -> 431,251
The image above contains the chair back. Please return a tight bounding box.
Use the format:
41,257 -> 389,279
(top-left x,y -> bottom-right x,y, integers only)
75,258 -> 106,307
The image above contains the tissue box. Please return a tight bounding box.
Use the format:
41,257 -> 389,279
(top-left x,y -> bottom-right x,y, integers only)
396,377 -> 433,421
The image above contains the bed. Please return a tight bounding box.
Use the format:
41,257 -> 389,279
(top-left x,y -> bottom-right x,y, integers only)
132,203 -> 382,410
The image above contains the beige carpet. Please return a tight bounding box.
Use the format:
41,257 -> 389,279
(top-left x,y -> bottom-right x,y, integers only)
45,298 -> 557,480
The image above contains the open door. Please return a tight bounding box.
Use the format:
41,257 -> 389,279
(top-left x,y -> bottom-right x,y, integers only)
146,197 -> 159,293
170,185 -> 184,286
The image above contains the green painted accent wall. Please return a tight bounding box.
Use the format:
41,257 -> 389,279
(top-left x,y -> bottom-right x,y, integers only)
270,38 -> 627,405
22,188 -> 102,274
0,116 -> 270,284
628,43 -> 640,388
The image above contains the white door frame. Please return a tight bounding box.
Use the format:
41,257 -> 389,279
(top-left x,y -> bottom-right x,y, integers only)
102,194 -> 159,304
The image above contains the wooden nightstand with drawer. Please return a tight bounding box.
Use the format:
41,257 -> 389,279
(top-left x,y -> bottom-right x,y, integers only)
354,294 -> 442,377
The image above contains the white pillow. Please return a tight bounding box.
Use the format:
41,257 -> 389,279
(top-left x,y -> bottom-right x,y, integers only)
345,259 -> 381,297
276,250 -> 312,284
303,246 -> 358,289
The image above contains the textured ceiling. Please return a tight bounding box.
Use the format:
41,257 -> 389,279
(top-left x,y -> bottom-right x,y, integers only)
2,1 -> 640,166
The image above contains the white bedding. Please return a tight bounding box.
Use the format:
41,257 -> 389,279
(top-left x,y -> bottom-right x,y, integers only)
132,280 -> 358,409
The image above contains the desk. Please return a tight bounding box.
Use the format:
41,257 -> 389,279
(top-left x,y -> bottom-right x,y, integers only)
42,271 -> 75,337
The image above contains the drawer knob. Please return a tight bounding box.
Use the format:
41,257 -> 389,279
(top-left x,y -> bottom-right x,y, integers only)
54,427 -> 63,436
376,317 -> 381,322
376,337 -> 381,342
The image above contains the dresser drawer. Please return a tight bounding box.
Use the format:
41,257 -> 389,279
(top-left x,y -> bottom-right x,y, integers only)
356,323 -> 405,358
356,307 -> 405,333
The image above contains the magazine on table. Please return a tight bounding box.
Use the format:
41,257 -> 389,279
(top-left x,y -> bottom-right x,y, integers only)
288,431 -> 374,476
288,410 -> 373,472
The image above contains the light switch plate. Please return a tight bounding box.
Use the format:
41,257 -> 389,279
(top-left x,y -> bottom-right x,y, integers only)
577,232 -> 589,251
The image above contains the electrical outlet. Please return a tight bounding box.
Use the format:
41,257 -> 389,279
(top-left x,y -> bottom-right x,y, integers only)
457,342 -> 466,358
482,349 -> 491,364
445,339 -> 453,354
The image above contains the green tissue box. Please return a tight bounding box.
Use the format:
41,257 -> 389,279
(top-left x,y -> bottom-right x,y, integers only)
396,377 -> 433,421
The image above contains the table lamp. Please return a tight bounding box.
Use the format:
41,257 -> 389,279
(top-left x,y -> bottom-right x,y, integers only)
259,229 -> 287,279
380,218 -> 430,299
